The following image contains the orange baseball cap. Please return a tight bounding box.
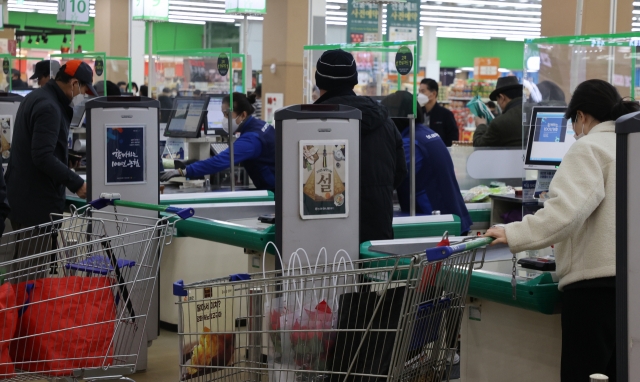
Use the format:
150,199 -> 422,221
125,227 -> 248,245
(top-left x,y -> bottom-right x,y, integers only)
61,59 -> 98,96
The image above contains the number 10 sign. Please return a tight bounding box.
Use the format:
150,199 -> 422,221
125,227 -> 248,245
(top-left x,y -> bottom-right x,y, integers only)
57,0 -> 90,25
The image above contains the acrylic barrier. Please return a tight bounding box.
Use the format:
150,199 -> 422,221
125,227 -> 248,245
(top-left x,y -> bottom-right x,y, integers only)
153,49 -> 245,98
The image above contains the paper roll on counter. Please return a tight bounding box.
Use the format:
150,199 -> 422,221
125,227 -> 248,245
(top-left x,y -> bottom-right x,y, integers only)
73,139 -> 86,153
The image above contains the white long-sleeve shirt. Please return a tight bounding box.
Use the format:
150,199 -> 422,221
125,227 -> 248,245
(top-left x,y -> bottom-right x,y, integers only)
504,121 -> 616,290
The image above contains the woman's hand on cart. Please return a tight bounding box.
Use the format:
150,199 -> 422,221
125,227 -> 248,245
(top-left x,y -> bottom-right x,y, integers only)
485,224 -> 507,245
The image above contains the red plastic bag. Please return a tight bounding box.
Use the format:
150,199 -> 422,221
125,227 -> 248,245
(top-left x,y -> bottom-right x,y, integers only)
0,283 -> 17,378
11,276 -> 116,376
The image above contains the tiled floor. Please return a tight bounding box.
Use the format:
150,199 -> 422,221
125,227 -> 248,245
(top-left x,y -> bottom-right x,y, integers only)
132,330 -> 461,382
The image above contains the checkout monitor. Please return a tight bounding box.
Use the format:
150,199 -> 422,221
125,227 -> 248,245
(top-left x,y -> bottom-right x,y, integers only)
206,95 -> 227,136
525,106 -> 575,170
165,96 -> 210,138
12,89 -> 32,97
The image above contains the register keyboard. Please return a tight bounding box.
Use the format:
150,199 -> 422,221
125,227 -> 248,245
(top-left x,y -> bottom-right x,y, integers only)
210,143 -> 229,155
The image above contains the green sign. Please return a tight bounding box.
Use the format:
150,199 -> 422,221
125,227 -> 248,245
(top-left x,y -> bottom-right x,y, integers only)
2,60 -> 8,75
95,58 -> 104,77
395,46 -> 413,75
346,1 -> 380,43
57,0 -> 90,26
217,53 -> 229,77
225,0 -> 266,15
386,0 -> 420,43
132,0 -> 169,22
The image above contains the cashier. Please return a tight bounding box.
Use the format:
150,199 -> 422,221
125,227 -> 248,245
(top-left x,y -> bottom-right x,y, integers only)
160,93 -> 276,191
381,91 -> 472,234
486,79 -> 640,382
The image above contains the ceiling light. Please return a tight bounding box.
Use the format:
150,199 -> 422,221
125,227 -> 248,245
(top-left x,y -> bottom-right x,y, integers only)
436,32 -> 491,40
63,35 -> 67,43
27,37 -> 32,44
35,36 -> 40,44
423,0 -> 541,8
421,17 -> 540,29
420,11 -> 539,22
421,4 -> 540,16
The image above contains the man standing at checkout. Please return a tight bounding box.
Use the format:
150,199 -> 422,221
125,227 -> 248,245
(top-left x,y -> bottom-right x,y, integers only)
473,76 -> 523,147
313,49 -> 407,243
30,60 -> 60,88
6,60 -> 95,229
419,78 -> 459,147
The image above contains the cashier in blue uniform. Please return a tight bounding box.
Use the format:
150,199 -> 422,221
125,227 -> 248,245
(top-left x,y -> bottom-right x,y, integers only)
160,93 -> 276,191
382,91 -> 472,234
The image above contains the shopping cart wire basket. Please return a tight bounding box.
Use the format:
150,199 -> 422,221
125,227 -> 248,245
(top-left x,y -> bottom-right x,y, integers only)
174,235 -> 492,382
0,193 -> 194,382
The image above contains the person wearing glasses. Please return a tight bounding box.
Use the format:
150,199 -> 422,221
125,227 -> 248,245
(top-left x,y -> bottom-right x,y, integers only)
160,93 -> 275,191
486,79 -> 640,382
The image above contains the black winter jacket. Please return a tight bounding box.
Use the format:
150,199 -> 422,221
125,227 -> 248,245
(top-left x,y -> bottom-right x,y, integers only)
316,90 -> 407,243
5,80 -> 84,226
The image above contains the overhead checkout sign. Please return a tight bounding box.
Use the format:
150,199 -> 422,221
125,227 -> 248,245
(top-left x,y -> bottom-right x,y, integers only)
132,0 -> 170,22
57,0 -> 90,25
225,0 -> 267,14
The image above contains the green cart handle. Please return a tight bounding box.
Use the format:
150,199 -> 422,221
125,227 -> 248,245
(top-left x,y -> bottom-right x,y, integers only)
425,237 -> 494,262
89,193 -> 194,220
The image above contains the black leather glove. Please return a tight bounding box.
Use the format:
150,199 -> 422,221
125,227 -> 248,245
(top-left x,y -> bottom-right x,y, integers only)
160,169 -> 182,182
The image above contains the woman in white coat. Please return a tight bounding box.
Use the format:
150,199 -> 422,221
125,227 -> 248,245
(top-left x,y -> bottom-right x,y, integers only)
486,79 -> 639,382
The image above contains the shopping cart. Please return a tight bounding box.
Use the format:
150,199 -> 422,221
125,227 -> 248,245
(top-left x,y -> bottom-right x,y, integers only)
173,236 -> 492,382
0,193 -> 194,382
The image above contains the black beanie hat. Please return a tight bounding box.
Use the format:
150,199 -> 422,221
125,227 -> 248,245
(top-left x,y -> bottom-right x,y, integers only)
315,49 -> 358,92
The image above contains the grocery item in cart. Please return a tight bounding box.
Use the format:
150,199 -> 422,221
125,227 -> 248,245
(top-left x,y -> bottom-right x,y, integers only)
179,283 -> 236,380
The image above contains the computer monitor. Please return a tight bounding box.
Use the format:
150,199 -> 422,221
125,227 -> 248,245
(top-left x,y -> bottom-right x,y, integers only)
12,89 -> 32,97
164,96 -> 210,138
206,95 -> 227,136
525,106 -> 575,170
70,96 -> 94,128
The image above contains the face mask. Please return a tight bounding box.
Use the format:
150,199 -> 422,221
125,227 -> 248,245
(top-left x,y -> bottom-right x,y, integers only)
70,82 -> 86,107
575,123 -> 586,141
417,93 -> 429,107
222,116 -> 241,134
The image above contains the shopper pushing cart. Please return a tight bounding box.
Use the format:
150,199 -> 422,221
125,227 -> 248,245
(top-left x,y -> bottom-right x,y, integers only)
174,235 -> 491,382
0,194 -> 193,382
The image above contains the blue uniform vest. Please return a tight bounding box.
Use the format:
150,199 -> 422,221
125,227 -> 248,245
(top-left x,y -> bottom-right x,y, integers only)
398,124 -> 473,233
238,116 -> 276,191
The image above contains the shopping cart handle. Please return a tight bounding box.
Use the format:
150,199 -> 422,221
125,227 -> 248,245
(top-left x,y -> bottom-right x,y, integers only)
89,193 -> 122,209
173,280 -> 188,297
165,206 -> 195,220
425,237 -> 494,262
229,273 -> 251,282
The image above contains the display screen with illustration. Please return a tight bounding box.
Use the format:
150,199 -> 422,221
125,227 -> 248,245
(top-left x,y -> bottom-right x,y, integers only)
0,115 -> 11,161
105,125 -> 145,184
300,140 -> 348,219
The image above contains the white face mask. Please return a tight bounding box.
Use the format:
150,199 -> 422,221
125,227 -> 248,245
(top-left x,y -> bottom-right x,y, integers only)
417,93 -> 429,107
575,123 -> 586,140
70,82 -> 86,107
222,116 -> 241,134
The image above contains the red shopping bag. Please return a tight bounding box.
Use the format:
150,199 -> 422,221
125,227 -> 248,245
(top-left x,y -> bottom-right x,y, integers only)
0,283 -> 17,378
11,276 -> 117,376
420,235 -> 450,293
